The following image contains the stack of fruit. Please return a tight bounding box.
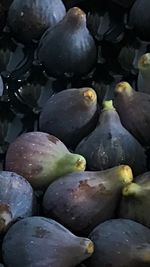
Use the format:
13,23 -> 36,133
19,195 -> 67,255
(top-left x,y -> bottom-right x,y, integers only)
0,0 -> 150,266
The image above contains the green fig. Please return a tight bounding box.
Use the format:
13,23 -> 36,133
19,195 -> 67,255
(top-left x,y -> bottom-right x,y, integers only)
39,87 -> 98,149
114,81 -> 150,146
118,172 -> 150,228
76,100 -> 146,175
2,216 -> 94,267
86,219 -> 150,267
5,132 -> 86,190
43,165 -> 133,235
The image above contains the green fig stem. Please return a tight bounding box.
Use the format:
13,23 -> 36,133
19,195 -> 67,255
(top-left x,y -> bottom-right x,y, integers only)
115,81 -> 134,97
132,244 -> 150,263
86,240 -> 94,255
122,183 -> 144,197
56,153 -> 86,177
83,88 -> 97,104
102,100 -> 116,111
0,204 -> 12,233
115,165 -> 133,185
138,53 -> 150,73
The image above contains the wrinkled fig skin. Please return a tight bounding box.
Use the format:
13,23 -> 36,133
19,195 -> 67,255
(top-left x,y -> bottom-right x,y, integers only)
118,172 -> 150,228
43,165 -> 133,235
129,0 -> 150,41
37,7 -> 97,77
7,0 -> 66,44
5,132 -> 86,190
0,171 -> 36,234
114,82 -> 150,147
75,101 -> 146,175
86,219 -> 150,267
39,88 -> 98,149
2,217 -> 94,267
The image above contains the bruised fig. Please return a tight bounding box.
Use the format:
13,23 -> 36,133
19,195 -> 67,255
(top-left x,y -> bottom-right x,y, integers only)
7,0 -> 66,44
129,0 -> 150,41
5,132 -> 86,190
137,53 -> 150,94
37,7 -> 97,78
86,219 -> 150,267
114,81 -> 150,147
39,87 -> 98,149
118,172 -> 150,228
43,165 -> 133,235
0,171 -> 36,234
2,216 -> 94,267
75,100 -> 146,175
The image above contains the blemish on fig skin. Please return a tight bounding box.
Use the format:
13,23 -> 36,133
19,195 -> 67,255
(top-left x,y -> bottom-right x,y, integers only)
33,226 -> 50,238
47,135 -> 59,144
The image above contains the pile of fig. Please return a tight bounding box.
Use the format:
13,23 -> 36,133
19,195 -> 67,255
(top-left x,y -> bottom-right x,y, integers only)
0,0 -> 150,266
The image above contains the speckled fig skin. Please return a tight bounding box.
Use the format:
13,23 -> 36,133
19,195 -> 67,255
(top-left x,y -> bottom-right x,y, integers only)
2,217 -> 94,267
5,132 -> 86,190
0,171 -> 36,234
7,0 -> 66,43
39,87 -> 98,149
43,165 -> 133,235
37,7 -> 97,77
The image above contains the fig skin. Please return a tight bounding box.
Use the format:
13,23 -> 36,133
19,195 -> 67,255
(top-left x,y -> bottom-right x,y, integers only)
7,0 -> 66,44
114,81 -> 150,147
43,165 -> 133,235
39,87 -> 98,149
37,7 -> 97,78
118,172 -> 150,228
5,132 -> 86,190
86,219 -> 150,267
137,53 -> 150,94
75,100 -> 146,175
0,171 -> 36,234
2,216 -> 94,267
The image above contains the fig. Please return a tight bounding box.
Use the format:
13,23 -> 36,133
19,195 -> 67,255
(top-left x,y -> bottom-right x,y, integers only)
118,172 -> 150,228
37,7 -> 97,78
43,165 -> 133,235
2,216 -> 94,267
114,81 -> 150,147
39,87 -> 98,149
5,132 -> 86,190
137,53 -> 150,94
86,219 -> 150,267
7,0 -> 66,44
76,100 -> 146,175
0,171 -> 36,234
129,0 -> 150,41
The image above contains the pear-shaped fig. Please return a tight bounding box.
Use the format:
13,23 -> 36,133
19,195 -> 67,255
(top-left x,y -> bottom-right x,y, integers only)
43,165 -> 133,235
7,0 -> 66,44
37,7 -> 97,78
39,87 -> 98,149
2,216 -> 94,267
114,81 -> 150,147
129,0 -> 150,41
118,172 -> 150,228
0,171 -> 36,234
5,132 -> 86,190
86,219 -> 150,267
76,100 -> 146,175
137,53 -> 150,94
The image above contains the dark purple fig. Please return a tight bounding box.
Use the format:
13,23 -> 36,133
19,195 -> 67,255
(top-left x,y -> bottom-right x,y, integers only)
114,81 -> 150,147
86,219 -> 150,267
112,0 -> 135,8
43,165 -> 133,235
118,172 -> 150,228
2,216 -> 94,267
5,132 -> 86,190
128,0 -> 150,41
0,171 -> 36,234
137,53 -> 150,94
75,100 -> 146,176
37,7 -> 97,78
39,87 -> 98,149
7,0 -> 66,44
